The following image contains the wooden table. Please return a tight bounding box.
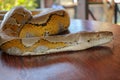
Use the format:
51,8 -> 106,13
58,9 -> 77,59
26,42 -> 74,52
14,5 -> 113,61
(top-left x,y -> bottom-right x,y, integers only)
0,19 -> 120,80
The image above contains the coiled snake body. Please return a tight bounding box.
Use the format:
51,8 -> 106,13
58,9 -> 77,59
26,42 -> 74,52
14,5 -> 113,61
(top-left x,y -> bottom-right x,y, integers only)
0,6 -> 113,56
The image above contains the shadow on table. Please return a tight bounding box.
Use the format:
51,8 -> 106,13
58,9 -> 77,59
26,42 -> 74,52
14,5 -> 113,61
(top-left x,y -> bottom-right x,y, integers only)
0,46 -> 113,69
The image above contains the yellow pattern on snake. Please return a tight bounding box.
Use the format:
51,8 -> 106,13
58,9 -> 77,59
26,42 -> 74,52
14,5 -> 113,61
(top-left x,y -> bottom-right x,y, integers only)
0,6 -> 70,55
0,6 -> 113,56
1,6 -> 70,37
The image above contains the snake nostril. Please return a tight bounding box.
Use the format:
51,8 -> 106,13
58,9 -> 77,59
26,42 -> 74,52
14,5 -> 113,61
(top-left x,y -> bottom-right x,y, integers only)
97,34 -> 100,37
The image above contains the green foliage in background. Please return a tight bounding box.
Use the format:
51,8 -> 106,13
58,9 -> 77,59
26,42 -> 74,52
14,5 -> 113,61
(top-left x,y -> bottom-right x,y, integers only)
0,0 -> 38,10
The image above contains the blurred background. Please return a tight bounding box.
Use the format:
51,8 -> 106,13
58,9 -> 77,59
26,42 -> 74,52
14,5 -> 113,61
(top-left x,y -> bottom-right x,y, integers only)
0,0 -> 120,24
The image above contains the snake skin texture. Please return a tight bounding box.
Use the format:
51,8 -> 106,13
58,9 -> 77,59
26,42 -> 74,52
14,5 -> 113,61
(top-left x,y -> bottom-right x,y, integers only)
0,6 -> 113,56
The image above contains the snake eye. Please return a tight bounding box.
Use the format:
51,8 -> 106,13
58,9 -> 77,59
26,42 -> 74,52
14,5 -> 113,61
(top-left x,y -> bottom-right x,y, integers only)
87,40 -> 90,42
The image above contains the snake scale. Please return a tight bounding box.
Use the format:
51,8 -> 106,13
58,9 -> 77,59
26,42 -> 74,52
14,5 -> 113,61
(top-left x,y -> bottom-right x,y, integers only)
0,6 -> 113,56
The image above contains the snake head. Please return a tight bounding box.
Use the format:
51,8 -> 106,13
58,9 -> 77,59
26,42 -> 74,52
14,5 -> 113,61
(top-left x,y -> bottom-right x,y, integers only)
76,31 -> 113,48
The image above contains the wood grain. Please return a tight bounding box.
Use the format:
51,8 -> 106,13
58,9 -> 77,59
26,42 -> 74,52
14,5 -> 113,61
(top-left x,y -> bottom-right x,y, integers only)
0,19 -> 120,80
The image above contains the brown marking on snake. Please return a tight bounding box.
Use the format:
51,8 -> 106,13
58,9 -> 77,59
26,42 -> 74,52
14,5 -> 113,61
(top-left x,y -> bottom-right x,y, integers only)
28,12 -> 65,26
0,6 -> 113,56
0,38 -> 68,53
18,10 -> 69,37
